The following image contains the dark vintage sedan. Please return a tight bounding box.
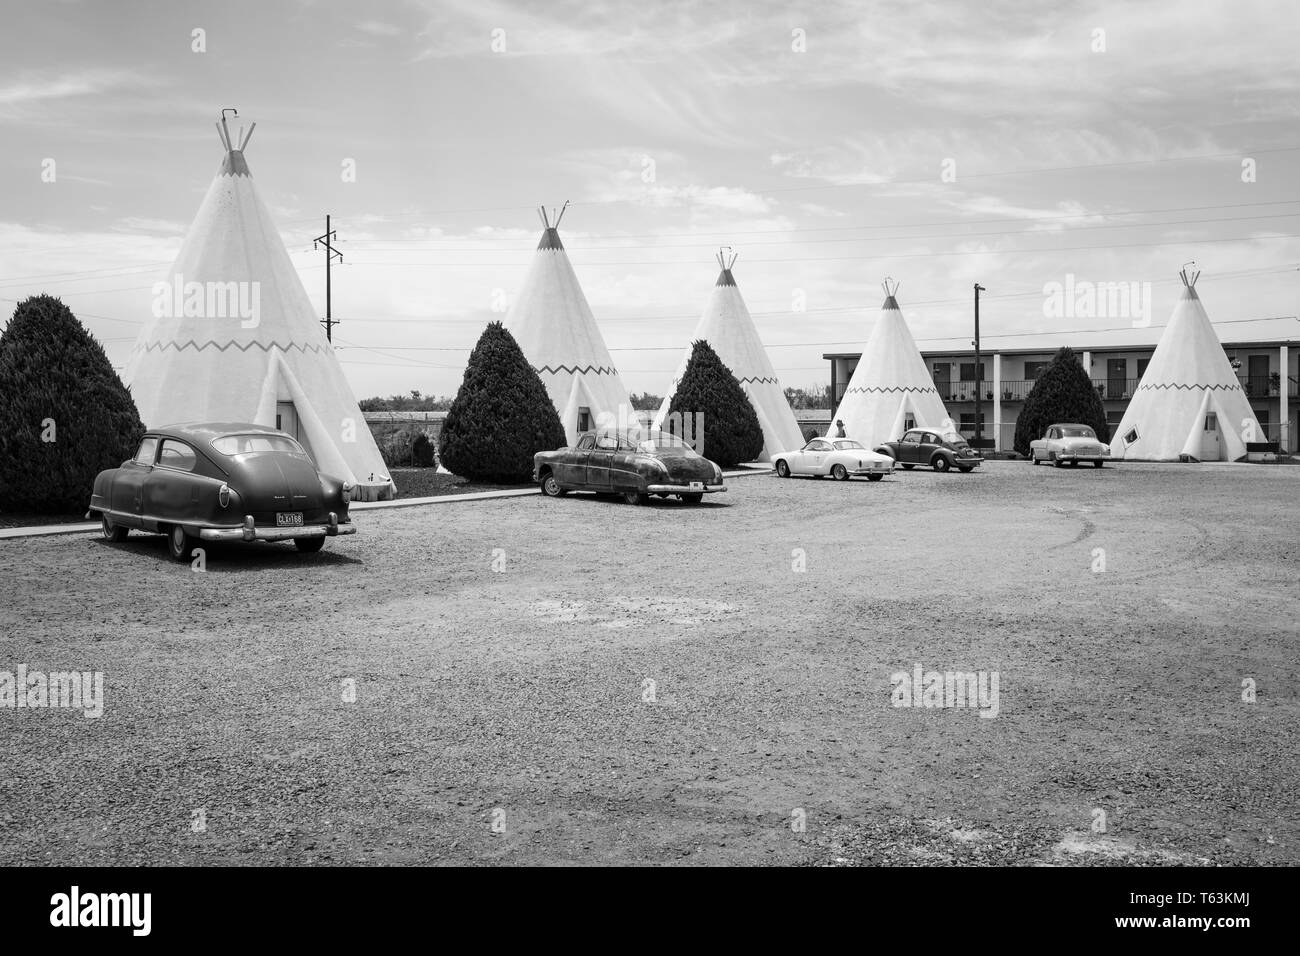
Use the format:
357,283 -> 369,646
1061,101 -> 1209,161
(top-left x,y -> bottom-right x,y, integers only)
534,429 -> 727,505
874,427 -> 983,473
87,422 -> 356,561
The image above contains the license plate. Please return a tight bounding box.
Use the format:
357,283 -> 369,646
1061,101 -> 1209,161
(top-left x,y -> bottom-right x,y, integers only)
276,512 -> 303,527
689,481 -> 704,491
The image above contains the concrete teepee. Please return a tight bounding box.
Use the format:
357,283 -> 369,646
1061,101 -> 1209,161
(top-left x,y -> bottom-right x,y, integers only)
830,281 -> 951,447
1110,267 -> 1261,461
504,202 -> 632,445
653,250 -> 804,460
123,112 -> 393,499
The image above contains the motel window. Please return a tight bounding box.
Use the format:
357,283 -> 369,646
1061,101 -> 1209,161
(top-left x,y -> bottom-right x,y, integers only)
959,363 -> 987,382
1204,413 -> 1218,432
903,414 -> 916,431
1106,410 -> 1124,425
958,414 -> 986,431
1024,361 -> 1049,380
1137,358 -> 1150,379
577,407 -> 591,433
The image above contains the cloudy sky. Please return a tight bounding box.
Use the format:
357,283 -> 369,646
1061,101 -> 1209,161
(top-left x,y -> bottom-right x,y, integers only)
2,0 -> 1298,399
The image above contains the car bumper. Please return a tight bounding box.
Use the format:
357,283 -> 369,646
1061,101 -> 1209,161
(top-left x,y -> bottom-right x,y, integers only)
198,512 -> 356,542
646,483 -> 727,494
954,458 -> 983,467
850,466 -> 893,475
1055,454 -> 1113,463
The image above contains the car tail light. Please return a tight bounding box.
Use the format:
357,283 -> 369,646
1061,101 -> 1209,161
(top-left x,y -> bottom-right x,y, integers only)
342,482 -> 353,503
218,483 -> 231,508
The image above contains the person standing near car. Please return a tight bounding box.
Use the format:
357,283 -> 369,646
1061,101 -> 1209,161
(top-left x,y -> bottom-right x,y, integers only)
834,419 -> 847,438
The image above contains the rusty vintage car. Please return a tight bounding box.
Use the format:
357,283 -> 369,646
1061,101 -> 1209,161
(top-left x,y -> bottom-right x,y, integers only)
533,429 -> 727,505
87,422 -> 356,561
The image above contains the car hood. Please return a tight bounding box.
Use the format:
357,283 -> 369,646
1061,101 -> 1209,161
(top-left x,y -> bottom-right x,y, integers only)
229,453 -> 324,513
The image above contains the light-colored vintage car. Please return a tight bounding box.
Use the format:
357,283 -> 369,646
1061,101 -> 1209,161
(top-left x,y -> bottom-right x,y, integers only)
1029,423 -> 1112,467
773,438 -> 894,481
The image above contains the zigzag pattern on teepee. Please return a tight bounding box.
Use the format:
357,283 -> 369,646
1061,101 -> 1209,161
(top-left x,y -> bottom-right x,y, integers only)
736,375 -> 781,385
534,363 -> 619,376
133,339 -> 330,356
845,384 -> 939,395
1137,382 -> 1243,392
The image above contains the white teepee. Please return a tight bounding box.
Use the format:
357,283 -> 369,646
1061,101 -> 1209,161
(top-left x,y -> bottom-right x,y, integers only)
829,282 -> 951,447
1109,268 -> 1260,461
652,250 -> 804,460
124,114 -> 394,500
505,203 -> 632,445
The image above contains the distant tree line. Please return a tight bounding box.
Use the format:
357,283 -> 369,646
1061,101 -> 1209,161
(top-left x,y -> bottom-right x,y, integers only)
359,391 -> 455,412
783,385 -> 831,409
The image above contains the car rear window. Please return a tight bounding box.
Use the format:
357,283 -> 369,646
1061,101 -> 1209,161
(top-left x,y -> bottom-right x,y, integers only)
211,434 -> 306,456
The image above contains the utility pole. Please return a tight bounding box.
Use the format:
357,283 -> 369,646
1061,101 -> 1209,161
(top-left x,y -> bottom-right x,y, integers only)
314,215 -> 343,341
974,283 -> 985,446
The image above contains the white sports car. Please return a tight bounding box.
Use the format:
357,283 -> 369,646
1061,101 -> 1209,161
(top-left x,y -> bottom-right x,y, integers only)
773,438 -> 894,481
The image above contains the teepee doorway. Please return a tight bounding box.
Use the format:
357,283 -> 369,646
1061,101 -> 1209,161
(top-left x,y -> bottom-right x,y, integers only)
276,401 -> 299,440
1200,412 -> 1222,461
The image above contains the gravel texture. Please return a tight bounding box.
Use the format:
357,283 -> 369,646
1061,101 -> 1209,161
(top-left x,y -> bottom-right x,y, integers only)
0,461 -> 1296,866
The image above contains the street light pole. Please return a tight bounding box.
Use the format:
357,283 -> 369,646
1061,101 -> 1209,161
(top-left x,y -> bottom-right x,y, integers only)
974,283 -> 985,445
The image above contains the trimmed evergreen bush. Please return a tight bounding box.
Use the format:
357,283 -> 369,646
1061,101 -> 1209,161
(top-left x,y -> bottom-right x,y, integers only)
666,340 -> 764,467
411,431 -> 435,467
1013,346 -> 1110,456
0,295 -> 146,513
438,322 -> 566,482
378,427 -> 436,468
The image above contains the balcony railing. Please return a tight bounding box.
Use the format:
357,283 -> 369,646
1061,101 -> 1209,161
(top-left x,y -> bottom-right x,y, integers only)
835,375 -> 1299,408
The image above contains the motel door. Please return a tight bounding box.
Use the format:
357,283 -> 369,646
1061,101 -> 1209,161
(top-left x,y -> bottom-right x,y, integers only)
1200,412 -> 1221,461
276,402 -> 299,439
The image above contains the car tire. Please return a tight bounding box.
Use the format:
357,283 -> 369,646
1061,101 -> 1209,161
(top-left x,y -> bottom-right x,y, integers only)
1051,453 -> 1062,468
623,490 -> 649,505
294,537 -> 326,553
831,464 -> 849,481
680,493 -> 703,504
540,472 -> 566,497
1093,460 -> 1105,468
958,465 -> 974,473
1031,453 -> 1040,465
900,463 -> 915,470
166,524 -> 196,562
100,514 -> 128,543
775,460 -> 791,478
932,456 -> 951,473
866,473 -> 884,482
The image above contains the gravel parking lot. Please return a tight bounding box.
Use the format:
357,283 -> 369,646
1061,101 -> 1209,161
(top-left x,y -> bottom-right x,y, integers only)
1,461 -> 1296,866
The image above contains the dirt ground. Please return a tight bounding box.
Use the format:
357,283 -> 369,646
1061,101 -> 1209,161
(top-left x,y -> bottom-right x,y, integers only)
0,461 -> 1296,866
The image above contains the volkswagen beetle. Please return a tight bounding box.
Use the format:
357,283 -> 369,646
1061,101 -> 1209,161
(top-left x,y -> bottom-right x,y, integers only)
875,427 -> 983,473
533,429 -> 726,505
87,422 -> 356,561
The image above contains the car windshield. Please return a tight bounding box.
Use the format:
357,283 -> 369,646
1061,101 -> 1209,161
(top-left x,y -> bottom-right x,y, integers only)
833,440 -> 865,450
1060,426 -> 1097,438
210,434 -> 307,456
